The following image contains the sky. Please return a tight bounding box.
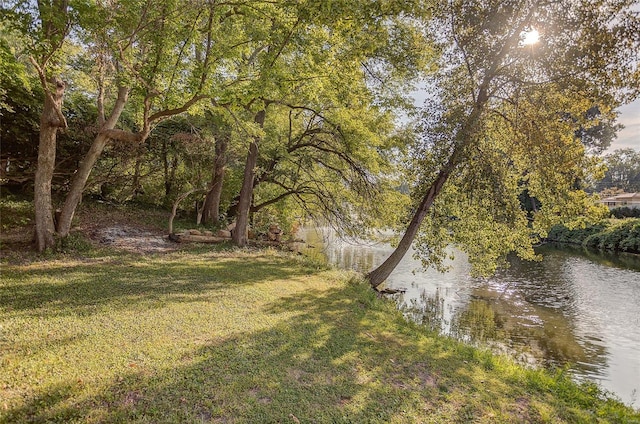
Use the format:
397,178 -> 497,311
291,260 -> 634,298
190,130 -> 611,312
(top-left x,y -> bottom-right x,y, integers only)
615,99 -> 640,152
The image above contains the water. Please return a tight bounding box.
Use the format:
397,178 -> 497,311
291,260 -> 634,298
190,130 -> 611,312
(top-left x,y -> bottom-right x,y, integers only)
298,227 -> 640,408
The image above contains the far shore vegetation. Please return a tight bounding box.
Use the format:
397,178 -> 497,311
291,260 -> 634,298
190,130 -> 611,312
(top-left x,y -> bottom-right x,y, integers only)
547,218 -> 640,255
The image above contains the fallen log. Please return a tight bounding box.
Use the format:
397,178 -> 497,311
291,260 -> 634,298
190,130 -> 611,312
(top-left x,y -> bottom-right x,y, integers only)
375,287 -> 407,295
169,233 -> 230,243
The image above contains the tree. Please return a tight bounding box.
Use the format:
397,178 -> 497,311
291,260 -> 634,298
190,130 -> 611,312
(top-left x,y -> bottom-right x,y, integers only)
2,1 -> 79,251
54,0 -> 232,238
201,111 -> 232,224
3,0 -> 226,245
248,97 -> 404,237
225,0 -> 432,246
367,0 -> 640,288
599,149 -> 640,192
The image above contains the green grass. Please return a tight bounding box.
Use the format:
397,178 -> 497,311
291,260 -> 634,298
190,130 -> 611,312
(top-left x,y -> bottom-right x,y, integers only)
1,249 -> 639,423
0,195 -> 33,231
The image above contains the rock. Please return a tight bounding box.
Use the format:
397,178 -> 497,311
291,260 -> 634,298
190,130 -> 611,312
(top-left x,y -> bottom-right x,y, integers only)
268,224 -> 282,242
172,234 -> 228,243
268,224 -> 281,233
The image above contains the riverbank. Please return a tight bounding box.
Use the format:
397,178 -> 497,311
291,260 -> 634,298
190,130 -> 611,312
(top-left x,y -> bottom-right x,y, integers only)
546,218 -> 640,254
2,246 -> 639,422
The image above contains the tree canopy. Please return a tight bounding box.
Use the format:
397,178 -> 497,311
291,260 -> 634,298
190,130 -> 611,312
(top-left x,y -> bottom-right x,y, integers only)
1,0 -> 638,270
367,0 -> 640,287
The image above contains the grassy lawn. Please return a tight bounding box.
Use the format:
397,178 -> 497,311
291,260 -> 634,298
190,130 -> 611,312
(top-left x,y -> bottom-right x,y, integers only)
1,247 -> 639,423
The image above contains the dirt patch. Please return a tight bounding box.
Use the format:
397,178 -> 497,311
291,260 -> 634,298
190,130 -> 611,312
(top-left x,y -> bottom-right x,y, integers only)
91,226 -> 176,253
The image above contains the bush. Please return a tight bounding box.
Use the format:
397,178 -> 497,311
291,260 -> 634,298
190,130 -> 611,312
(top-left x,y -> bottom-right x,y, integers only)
610,207 -> 640,219
548,219 -> 640,254
607,220 -> 640,253
547,222 -> 608,245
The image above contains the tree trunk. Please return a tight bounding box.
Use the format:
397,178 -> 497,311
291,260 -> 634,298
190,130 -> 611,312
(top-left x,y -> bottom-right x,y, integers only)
202,135 -> 228,224
131,154 -> 143,199
56,86 -> 129,238
163,140 -> 171,197
33,123 -> 58,252
233,110 -> 265,246
233,141 -> 258,246
168,188 -> 202,234
34,77 -> 66,252
163,144 -> 179,200
366,80 -> 493,289
56,133 -> 109,237
366,160 -> 456,289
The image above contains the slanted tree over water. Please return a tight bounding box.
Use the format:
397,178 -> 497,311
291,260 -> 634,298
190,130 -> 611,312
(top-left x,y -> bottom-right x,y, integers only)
367,0 -> 640,288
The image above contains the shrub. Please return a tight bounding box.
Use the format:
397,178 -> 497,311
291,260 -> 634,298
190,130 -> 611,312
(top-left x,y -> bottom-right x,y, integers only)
610,207 -> 640,219
548,219 -> 640,254
547,222 -> 608,245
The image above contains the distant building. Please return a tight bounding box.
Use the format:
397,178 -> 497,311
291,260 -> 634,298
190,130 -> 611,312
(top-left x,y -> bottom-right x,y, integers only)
600,192 -> 640,209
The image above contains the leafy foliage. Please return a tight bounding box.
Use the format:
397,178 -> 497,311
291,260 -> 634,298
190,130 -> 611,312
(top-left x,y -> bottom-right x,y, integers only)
2,0 -> 638,258
382,0 -> 638,279
610,207 -> 640,219
597,149 -> 640,193
548,219 -> 640,254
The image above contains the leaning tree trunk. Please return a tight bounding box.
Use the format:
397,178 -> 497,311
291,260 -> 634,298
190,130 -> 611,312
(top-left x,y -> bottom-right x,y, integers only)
34,77 -> 67,252
56,132 -> 109,237
233,110 -> 265,247
366,159 -> 457,289
56,87 -> 129,238
202,135 -> 228,224
233,141 -> 259,247
366,86 -> 490,289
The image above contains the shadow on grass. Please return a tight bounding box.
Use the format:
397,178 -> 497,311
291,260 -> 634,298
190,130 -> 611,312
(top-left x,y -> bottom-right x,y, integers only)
3,282 -> 467,423
0,253 -> 317,317
14,278 -> 623,423
3,270 -> 635,423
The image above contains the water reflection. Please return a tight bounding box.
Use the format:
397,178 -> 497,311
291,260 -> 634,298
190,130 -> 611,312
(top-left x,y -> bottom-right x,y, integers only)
298,227 -> 640,408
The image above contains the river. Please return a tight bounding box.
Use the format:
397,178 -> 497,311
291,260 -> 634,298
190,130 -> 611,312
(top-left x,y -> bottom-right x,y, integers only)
298,227 -> 640,408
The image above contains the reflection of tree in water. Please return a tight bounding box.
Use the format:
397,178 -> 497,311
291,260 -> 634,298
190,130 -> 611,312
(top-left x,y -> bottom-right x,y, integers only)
405,288 -> 609,374
449,299 -> 505,343
544,243 -> 640,272
399,288 -> 447,333
300,227 -> 381,273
